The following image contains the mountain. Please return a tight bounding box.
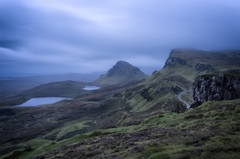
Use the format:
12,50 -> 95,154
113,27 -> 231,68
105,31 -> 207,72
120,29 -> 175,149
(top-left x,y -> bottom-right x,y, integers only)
162,49 -> 240,81
1,49 -> 240,159
93,61 -> 148,86
122,49 -> 240,114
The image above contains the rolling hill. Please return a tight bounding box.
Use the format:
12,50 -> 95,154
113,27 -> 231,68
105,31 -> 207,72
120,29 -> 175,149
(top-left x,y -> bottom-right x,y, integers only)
0,73 -> 102,99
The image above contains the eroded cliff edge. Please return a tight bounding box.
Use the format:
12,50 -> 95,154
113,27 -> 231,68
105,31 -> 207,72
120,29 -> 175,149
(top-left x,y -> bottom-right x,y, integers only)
191,74 -> 240,107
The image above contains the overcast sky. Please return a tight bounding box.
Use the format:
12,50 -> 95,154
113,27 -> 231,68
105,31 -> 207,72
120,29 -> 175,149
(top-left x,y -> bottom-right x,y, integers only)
1,0 -> 240,75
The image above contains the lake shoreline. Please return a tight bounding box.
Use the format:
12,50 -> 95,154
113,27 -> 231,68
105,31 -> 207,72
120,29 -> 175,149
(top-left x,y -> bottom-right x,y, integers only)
18,97 -> 72,106
83,86 -> 100,90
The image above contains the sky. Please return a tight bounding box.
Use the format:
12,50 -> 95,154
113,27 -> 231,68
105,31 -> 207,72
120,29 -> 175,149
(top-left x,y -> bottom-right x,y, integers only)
1,0 -> 240,75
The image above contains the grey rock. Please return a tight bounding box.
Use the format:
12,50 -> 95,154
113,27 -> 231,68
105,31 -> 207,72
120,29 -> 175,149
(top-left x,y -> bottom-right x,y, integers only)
191,74 -> 240,107
195,63 -> 215,72
163,57 -> 186,68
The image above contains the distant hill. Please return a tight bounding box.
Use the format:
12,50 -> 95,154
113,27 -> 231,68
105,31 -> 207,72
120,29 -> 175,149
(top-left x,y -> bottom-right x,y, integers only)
0,73 -> 102,99
22,80 -> 87,98
0,81 -> 88,106
93,61 -> 148,86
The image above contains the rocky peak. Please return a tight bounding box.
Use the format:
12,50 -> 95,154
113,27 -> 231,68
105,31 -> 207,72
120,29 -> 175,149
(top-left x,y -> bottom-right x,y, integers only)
107,61 -> 140,77
191,74 -> 240,107
94,61 -> 148,86
116,60 -> 130,66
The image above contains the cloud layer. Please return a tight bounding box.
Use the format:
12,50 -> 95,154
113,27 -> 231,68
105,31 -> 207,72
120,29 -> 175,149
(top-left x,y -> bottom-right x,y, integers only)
1,0 -> 240,74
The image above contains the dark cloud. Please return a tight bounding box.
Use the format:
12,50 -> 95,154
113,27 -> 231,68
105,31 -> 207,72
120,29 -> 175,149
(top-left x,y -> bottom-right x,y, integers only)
0,0 -> 240,75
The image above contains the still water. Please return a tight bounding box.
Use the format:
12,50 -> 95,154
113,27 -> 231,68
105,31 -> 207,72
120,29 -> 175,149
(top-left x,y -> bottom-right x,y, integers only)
18,97 -> 71,106
83,86 -> 100,90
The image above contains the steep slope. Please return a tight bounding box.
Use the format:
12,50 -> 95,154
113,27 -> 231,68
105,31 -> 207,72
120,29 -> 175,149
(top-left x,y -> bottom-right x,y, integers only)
94,61 -> 148,86
192,74 -> 240,107
161,49 -> 240,81
123,49 -> 240,114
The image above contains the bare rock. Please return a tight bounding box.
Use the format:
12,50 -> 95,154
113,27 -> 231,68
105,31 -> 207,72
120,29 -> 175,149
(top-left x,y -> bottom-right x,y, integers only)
191,74 -> 240,107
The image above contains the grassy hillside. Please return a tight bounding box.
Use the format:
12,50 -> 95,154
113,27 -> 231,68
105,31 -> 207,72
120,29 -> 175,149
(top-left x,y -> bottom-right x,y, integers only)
122,49 -> 240,115
0,82 -> 143,158
2,98 -> 239,159
1,49 -> 240,159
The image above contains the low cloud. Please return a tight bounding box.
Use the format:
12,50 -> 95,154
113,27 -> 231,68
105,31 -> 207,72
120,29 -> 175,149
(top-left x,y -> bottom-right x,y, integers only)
0,0 -> 240,74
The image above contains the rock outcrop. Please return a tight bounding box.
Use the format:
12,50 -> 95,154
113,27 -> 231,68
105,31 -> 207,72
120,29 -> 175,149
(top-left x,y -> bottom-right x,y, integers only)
195,63 -> 215,72
163,56 -> 187,68
163,49 -> 240,71
191,74 -> 240,107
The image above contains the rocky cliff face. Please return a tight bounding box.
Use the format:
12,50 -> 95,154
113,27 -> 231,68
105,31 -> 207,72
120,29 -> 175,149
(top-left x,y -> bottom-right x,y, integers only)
163,56 -> 187,68
191,74 -> 240,107
163,49 -> 240,72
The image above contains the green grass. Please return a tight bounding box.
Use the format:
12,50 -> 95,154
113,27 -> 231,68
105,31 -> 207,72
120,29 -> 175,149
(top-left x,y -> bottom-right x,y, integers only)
124,98 -> 240,159
141,113 -> 179,127
141,143 -> 170,159
181,90 -> 193,104
56,120 -> 94,139
2,98 -> 240,159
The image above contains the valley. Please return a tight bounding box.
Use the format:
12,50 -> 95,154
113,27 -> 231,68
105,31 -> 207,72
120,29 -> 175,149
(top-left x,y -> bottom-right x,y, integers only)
0,49 -> 240,159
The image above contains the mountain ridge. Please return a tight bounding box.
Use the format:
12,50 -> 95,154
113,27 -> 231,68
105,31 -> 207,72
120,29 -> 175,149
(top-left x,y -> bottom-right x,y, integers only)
123,49 -> 240,114
164,49 -> 240,69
